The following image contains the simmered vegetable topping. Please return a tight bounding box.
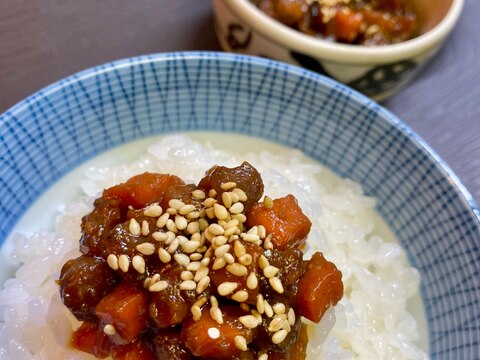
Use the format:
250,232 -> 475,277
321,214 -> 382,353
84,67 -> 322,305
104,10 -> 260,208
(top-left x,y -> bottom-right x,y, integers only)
59,162 -> 343,359
253,0 -> 419,46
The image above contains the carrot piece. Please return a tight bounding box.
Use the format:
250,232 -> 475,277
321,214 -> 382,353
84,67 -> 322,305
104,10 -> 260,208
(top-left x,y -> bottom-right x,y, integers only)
181,306 -> 253,358
111,339 -> 156,360
297,252 -> 343,323
246,194 -> 311,250
71,321 -> 112,358
104,172 -> 184,208
329,9 -> 364,43
95,283 -> 150,344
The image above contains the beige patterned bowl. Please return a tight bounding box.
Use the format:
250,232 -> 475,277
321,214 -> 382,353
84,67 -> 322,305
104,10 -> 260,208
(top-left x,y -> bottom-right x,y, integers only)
212,0 -> 464,101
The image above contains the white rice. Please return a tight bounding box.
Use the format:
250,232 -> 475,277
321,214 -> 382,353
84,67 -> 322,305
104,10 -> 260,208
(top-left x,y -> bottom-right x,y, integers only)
0,135 -> 428,359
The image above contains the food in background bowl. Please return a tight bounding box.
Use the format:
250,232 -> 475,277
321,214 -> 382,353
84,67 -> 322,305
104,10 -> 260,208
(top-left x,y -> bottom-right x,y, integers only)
252,0 -> 419,45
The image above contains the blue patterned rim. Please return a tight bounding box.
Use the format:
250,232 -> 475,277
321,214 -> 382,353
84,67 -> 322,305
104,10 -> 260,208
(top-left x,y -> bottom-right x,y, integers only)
1,52 -> 479,358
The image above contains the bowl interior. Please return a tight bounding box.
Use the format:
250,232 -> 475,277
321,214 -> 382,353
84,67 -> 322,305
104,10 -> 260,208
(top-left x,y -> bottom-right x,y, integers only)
0,52 -> 479,357
417,0 -> 454,33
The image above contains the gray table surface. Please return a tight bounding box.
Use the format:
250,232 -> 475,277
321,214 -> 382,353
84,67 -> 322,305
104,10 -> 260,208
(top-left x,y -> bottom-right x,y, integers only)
1,0 -> 479,203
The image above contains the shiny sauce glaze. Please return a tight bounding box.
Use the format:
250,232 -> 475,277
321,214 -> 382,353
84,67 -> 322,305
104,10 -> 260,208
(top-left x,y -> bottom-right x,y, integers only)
58,162 -> 343,359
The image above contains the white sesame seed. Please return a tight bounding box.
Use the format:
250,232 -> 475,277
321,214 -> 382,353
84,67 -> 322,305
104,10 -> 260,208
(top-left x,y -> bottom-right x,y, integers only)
210,307 -> 223,325
229,191 -> 240,203
150,273 -> 161,284
208,189 -> 217,198
136,242 -> 156,256
141,220 -> 150,236
214,203 -> 229,220
144,204 -> 162,217
234,335 -> 247,351
232,188 -> 248,202
226,263 -> 248,277
224,226 -> 238,237
217,282 -> 238,296
231,290 -> 249,303
175,253 -> 191,267
194,267 -> 210,282
263,265 -> 280,279
269,277 -> 284,294
152,231 -> 168,242
203,197 -> 217,208
156,213 -> 170,228
239,315 -> 258,329
149,280 -> 168,292
234,240 -> 246,258
264,234 -> 274,250
247,272 -> 258,290
222,191 -> 232,209
191,305 -> 202,321
158,247 -> 172,263
214,244 -> 231,258
263,196 -> 274,208
118,254 -> 130,273
258,255 -> 269,270
129,218 -> 141,236
194,296 -> 208,308
107,254 -> 119,270
257,225 -> 267,239
186,261 -> 201,272
282,319 -> 291,332
229,202 -> 244,214
264,300 -> 274,318
238,254 -> 253,266
208,326 -> 220,339
200,257 -> 211,267
256,294 -> 265,314
268,316 -> 285,332
196,276 -> 210,294
223,253 -> 235,264
132,255 -> 146,274
210,295 -> 219,308
167,237 -> 180,253
198,218 -> 209,231
186,221 -> 200,235
143,277 -> 151,289
167,207 -> 177,215
166,219 -> 177,232
103,324 -> 116,336
258,354 -> 268,360
181,270 -> 194,281
179,204 -> 196,215
271,329 -> 288,344
251,309 -> 263,324
175,215 -> 188,230
212,235 -> 228,247
208,223 -> 224,236
212,257 -> 227,270
288,308 -> 295,326
165,231 -> 176,244
190,252 -> 203,261
242,233 -> 260,243
186,211 -> 201,219
168,199 -> 185,210
273,303 -> 286,315
221,182 -> 237,191
232,213 -> 247,223
182,240 -> 200,254
247,226 -> 258,235
180,280 -> 197,291
192,189 -> 206,200
240,303 -> 250,312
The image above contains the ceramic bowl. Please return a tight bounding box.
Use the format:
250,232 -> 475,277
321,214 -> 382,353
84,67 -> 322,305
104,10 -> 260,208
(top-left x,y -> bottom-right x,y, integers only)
0,52 -> 478,357
212,0 -> 464,101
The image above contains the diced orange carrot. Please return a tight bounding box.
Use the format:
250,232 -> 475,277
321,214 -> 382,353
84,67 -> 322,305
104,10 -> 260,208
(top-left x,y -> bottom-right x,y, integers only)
71,321 -> 112,358
297,252 -> 343,323
246,194 -> 311,250
328,9 -> 364,43
181,306 -> 253,358
111,338 -> 156,360
95,283 -> 150,344
104,172 -> 184,208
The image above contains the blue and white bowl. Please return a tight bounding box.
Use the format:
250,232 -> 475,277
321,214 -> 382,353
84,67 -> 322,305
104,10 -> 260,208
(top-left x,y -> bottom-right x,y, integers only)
0,52 -> 478,358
